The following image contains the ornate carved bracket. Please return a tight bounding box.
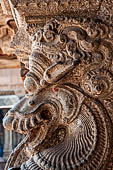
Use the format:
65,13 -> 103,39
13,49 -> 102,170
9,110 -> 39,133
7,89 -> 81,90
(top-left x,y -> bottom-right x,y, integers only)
2,0 -> 113,169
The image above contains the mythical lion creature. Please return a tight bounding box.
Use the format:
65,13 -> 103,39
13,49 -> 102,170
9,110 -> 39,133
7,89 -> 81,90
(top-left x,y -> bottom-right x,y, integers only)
3,18 -> 113,170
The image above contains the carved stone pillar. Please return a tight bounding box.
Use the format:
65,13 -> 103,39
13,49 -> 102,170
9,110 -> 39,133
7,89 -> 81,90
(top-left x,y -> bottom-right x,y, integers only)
3,130 -> 12,159
2,0 -> 113,170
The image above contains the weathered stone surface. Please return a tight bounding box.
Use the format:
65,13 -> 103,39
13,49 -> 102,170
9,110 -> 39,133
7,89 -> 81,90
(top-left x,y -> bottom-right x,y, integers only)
2,0 -> 113,170
0,1 -> 19,69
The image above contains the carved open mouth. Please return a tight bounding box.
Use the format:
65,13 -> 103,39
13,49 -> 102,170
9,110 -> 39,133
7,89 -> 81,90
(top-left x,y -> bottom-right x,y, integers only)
3,111 -> 42,134
3,107 -> 53,134
2,95 -> 54,134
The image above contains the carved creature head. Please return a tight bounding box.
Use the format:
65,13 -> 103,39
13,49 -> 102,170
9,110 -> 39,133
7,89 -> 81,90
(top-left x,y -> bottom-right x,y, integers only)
23,19 -> 113,96
3,18 -> 113,169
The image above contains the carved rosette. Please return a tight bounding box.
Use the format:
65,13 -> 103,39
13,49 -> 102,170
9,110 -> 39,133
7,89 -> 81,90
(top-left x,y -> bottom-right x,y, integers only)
2,0 -> 113,170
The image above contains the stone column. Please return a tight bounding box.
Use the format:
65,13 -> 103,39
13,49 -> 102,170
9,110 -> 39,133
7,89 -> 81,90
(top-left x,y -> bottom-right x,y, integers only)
3,129 -> 12,159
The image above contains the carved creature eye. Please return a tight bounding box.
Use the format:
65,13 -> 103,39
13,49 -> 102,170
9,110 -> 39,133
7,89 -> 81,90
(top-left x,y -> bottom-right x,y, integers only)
29,100 -> 35,106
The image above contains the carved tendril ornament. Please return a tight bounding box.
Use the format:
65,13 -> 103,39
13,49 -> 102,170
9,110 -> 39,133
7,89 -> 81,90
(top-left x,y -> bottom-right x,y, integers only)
2,0 -> 113,169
